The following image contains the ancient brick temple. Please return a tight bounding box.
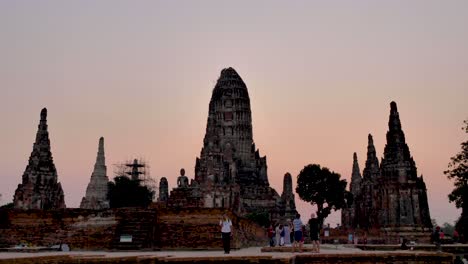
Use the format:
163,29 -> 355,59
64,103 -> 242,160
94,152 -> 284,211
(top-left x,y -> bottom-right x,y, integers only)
80,137 -> 110,210
13,108 -> 66,210
342,102 -> 432,240
167,68 -> 296,221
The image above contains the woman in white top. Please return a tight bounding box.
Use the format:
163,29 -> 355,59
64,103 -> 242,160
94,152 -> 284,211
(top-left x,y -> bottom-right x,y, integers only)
219,214 -> 233,254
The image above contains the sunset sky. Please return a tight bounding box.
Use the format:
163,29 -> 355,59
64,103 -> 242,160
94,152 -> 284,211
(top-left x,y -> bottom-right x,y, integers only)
1,1 -> 467,226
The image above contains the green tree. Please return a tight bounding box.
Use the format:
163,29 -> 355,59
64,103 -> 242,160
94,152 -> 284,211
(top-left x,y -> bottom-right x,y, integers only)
296,164 -> 352,226
444,119 -> 468,241
108,176 -> 155,208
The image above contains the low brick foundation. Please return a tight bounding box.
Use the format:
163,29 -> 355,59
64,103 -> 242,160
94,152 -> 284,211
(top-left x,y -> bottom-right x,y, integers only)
0,253 -> 454,264
0,209 -> 117,249
156,208 -> 266,249
0,208 -> 266,250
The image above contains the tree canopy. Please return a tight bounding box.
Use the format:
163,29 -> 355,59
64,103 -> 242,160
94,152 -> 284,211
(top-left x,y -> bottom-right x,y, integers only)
108,176 -> 155,208
445,119 -> 468,240
296,164 -> 352,226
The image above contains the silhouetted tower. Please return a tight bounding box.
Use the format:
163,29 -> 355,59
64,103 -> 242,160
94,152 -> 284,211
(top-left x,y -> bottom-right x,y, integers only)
13,108 -> 66,209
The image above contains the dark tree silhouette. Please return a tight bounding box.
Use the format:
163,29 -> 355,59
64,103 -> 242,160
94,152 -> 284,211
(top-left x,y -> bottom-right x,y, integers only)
245,211 -> 270,227
108,176 -> 155,208
296,164 -> 352,226
445,119 -> 468,241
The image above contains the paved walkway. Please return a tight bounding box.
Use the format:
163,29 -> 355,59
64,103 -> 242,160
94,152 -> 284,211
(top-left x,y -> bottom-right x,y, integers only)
0,245 -> 420,260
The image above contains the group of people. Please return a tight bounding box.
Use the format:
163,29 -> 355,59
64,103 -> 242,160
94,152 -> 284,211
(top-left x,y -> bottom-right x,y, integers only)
268,221 -> 292,247
267,213 -> 321,253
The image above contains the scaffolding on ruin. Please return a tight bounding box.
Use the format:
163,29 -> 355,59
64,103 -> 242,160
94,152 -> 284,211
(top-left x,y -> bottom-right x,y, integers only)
113,158 -> 158,201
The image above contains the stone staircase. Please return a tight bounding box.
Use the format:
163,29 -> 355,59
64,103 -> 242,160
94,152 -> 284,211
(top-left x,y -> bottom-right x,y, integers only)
112,209 -> 157,250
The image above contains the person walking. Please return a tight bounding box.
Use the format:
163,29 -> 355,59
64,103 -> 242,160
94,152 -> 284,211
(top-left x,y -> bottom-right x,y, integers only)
267,224 -> 276,247
292,213 -> 303,253
431,226 -> 441,252
219,213 -> 233,254
308,213 -> 320,253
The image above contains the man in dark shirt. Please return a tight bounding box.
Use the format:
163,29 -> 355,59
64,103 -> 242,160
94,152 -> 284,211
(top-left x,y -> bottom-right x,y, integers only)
308,213 -> 320,253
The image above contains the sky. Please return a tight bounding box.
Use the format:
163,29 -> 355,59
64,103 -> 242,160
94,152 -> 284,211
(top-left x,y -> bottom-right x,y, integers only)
1,1 -> 467,226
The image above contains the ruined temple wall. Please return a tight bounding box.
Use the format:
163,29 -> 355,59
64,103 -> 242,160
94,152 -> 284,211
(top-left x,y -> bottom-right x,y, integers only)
156,208 -> 266,249
0,209 -> 117,249
0,208 -> 266,250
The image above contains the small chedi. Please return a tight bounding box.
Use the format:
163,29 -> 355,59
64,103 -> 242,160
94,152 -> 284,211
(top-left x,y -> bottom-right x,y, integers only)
13,108 -> 66,210
280,173 -> 296,219
167,68 -> 296,221
159,177 -> 169,202
342,102 -> 432,241
80,137 -> 110,210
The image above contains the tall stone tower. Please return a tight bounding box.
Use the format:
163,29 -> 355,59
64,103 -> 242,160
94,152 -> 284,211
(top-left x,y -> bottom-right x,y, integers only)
379,102 -> 432,228
195,67 -> 268,187
13,108 -> 66,210
80,137 -> 109,210
168,68 -> 289,221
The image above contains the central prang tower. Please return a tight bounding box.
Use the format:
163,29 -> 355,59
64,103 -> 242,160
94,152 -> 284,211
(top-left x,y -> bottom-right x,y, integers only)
167,68 -> 295,221
195,67 -> 268,187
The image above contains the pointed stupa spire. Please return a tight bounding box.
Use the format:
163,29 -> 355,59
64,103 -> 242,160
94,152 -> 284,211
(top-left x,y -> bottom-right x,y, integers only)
350,152 -> 362,195
13,108 -> 66,209
363,134 -> 380,180
34,108 -> 51,153
382,101 -> 417,181
80,137 -> 109,209
40,107 -> 47,121
96,137 -> 105,166
386,101 -> 407,147
389,101 -> 402,132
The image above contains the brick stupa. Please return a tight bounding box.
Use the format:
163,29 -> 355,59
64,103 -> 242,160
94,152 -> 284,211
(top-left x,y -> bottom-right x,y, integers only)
342,102 -> 432,242
13,108 -> 66,210
80,137 -> 109,210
